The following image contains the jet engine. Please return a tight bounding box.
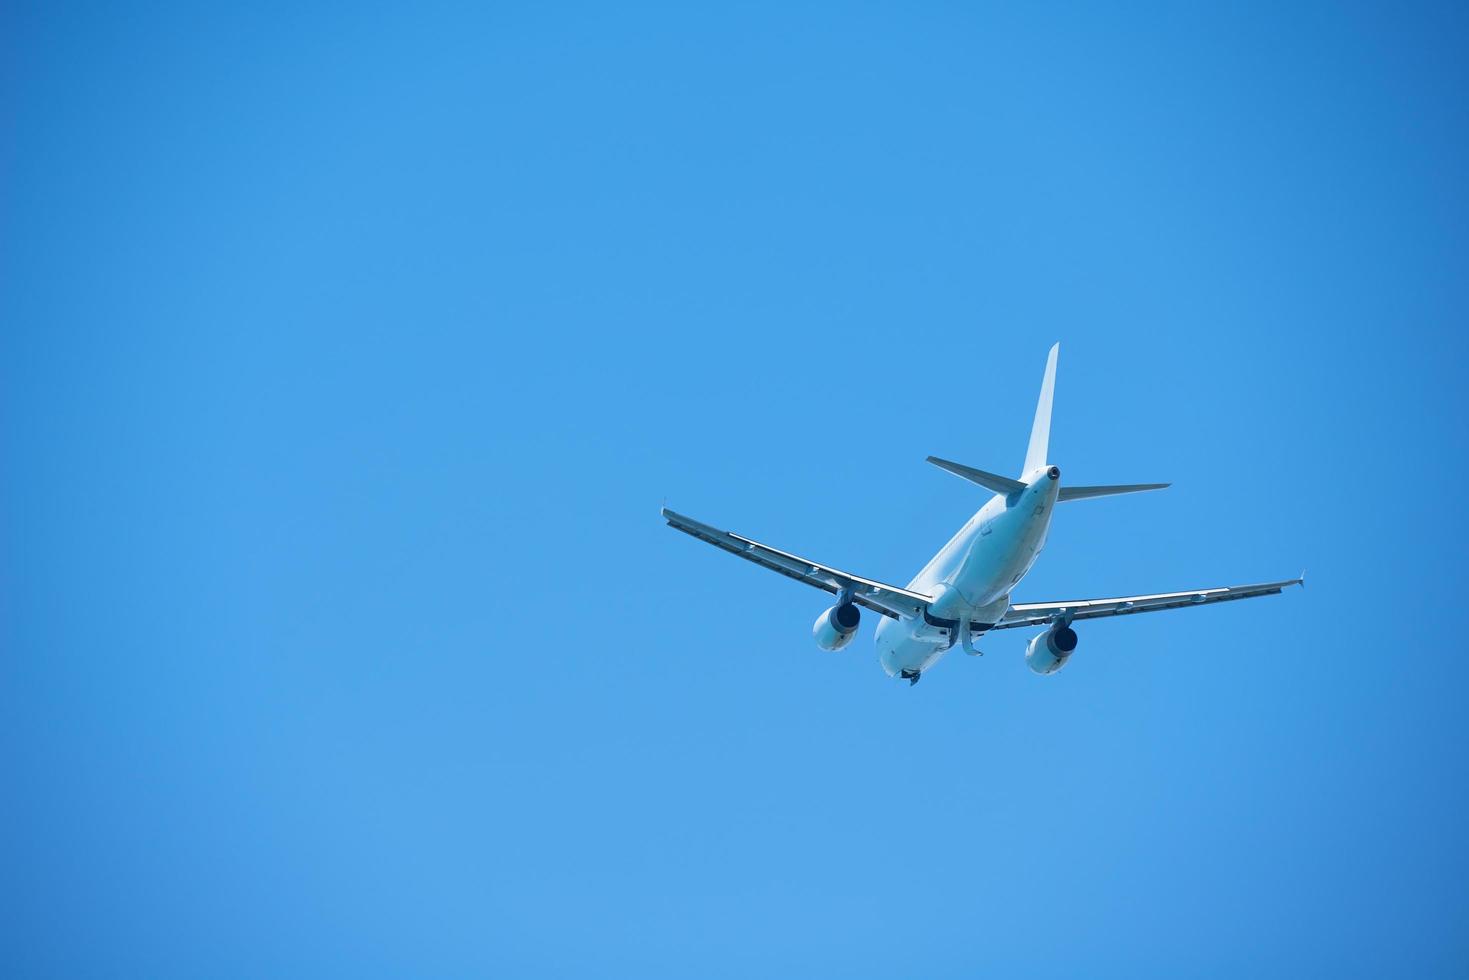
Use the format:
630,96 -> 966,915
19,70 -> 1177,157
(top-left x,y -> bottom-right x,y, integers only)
1025,624 -> 1078,675
813,602 -> 861,651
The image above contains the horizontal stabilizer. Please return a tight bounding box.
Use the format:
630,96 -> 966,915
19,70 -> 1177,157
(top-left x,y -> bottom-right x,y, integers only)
926,456 -> 1026,496
1058,483 -> 1170,502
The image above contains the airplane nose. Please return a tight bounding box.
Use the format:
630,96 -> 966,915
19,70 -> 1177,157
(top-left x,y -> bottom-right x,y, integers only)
1048,465 -> 1060,480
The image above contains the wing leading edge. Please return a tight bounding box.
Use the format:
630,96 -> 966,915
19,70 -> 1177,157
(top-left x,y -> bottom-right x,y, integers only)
991,576 -> 1305,631
661,507 -> 930,620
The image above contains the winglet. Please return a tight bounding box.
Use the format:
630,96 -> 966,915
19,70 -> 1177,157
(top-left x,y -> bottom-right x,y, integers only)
1023,343 -> 1059,475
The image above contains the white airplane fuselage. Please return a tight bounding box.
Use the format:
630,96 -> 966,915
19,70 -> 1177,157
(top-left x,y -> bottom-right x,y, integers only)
876,465 -> 1061,678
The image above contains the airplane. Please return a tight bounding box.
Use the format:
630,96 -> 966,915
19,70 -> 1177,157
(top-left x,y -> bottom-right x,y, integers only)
662,343 -> 1302,685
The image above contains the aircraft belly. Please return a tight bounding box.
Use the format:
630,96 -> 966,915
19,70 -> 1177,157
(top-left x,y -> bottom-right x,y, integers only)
954,496 -> 1054,605
875,616 -> 949,677
955,532 -> 1031,605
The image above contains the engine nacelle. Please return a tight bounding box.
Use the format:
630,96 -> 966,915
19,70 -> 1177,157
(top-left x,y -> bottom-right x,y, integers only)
813,602 -> 861,651
1026,624 -> 1078,675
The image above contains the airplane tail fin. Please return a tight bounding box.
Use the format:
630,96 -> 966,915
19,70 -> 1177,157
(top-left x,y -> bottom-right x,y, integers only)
1012,343 -> 1170,498
1023,343 -> 1059,475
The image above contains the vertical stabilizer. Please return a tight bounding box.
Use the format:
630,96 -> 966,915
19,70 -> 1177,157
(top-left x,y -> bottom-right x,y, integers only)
1023,343 -> 1059,475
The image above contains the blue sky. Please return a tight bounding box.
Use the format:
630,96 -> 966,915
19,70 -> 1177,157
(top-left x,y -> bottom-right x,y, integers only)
4,2 -> 1468,976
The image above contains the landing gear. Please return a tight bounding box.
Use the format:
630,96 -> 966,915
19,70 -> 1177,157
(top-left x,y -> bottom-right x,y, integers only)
957,621 -> 983,657
900,668 -> 922,686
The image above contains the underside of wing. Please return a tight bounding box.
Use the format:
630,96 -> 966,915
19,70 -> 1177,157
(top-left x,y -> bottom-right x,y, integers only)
662,507 -> 930,620
991,576 -> 1304,630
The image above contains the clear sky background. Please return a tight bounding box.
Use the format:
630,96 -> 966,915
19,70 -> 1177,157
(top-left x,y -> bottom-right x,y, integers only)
4,2 -> 1467,977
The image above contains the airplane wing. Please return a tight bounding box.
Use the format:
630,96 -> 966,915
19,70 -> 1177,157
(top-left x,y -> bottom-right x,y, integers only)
662,507 -> 931,620
990,575 -> 1305,630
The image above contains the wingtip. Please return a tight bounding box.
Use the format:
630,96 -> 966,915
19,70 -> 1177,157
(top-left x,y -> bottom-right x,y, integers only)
1298,569 -> 1306,589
